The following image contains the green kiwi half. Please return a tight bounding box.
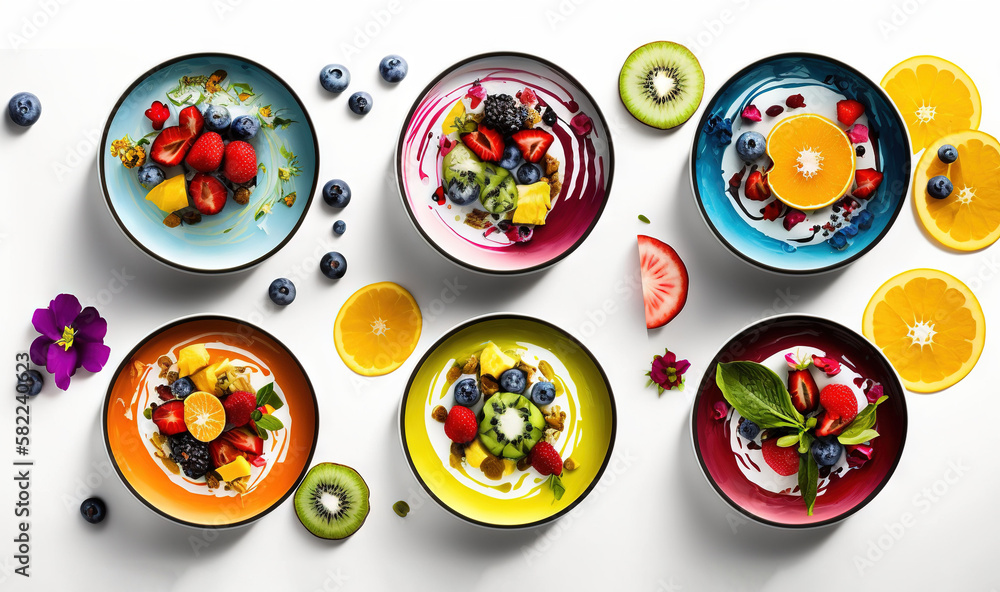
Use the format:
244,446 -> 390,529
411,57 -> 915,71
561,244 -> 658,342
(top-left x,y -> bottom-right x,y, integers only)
619,41 -> 705,130
294,463 -> 370,540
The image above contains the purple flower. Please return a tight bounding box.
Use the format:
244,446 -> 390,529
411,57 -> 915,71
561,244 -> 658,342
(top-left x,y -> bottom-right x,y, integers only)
29,294 -> 110,391
646,348 -> 690,395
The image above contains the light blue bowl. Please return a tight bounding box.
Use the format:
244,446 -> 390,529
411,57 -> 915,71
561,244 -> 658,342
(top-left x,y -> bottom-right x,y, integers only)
100,53 -> 318,274
690,53 -> 910,275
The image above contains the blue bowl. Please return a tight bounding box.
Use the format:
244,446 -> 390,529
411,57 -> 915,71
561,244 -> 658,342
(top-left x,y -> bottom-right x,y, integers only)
100,53 -> 319,274
690,53 -> 910,275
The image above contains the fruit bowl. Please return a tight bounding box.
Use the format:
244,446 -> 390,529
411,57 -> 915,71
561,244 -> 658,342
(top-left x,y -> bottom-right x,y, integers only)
691,314 -> 907,528
399,313 -> 616,528
100,53 -> 319,274
103,315 -> 319,528
396,52 -> 614,275
690,53 -> 911,274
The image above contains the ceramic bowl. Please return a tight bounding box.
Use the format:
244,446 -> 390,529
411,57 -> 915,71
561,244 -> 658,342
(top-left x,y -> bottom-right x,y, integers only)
691,314 -> 907,528
396,52 -> 614,275
100,53 -> 319,274
103,315 -> 318,528
399,313 -> 616,528
690,53 -> 911,274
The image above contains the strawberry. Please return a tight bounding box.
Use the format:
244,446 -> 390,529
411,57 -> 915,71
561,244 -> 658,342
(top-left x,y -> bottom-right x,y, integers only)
460,127 -> 504,162
744,170 -> 771,201
529,441 -> 563,476
220,426 -> 264,455
223,141 -> 257,184
761,438 -> 799,476
178,105 -> 204,137
837,99 -> 865,126
222,390 -> 256,427
151,401 -> 187,436
185,132 -> 225,172
511,129 -> 554,163
150,126 -> 196,167
144,100 -> 169,130
816,384 -> 859,437
208,439 -> 243,468
188,174 -> 228,215
852,168 -> 883,199
443,406 -> 477,443
787,369 -> 819,413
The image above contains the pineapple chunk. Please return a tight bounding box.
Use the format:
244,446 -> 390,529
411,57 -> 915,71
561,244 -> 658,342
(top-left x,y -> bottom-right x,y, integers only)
479,342 -> 516,379
464,438 -> 490,469
191,358 -> 231,394
512,182 -> 551,226
215,456 -> 251,482
176,344 -> 210,377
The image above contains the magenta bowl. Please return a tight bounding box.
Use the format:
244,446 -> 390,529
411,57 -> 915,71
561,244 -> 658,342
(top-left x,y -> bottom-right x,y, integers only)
395,52 -> 614,275
691,314 -> 907,528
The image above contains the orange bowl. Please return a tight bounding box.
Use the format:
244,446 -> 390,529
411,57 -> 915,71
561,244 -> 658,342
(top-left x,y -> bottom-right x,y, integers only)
102,315 -> 318,528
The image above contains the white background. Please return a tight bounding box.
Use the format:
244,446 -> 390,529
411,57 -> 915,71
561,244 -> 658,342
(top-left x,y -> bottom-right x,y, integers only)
1,0 -> 997,590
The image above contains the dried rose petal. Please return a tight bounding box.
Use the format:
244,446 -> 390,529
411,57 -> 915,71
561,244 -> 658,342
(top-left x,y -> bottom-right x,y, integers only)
845,444 -> 874,469
765,105 -> 784,117
439,135 -> 456,157
760,200 -> 782,221
740,104 -> 762,122
466,84 -> 486,109
783,209 -> 807,231
570,112 -> 593,136
712,401 -> 729,421
846,124 -> 869,144
518,88 -> 537,106
785,94 -> 806,109
729,166 -> 746,188
811,355 -> 842,376
866,383 -> 884,405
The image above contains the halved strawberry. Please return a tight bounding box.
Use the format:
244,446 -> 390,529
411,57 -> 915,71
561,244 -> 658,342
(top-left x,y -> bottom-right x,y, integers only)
208,439 -> 244,468
638,235 -> 689,329
220,426 -> 264,455
150,126 -> 196,167
185,132 -> 224,172
188,174 -> 228,215
151,400 -> 186,436
511,129 -> 554,163
815,384 -> 859,437
461,127 -> 504,162
787,369 -> 819,413
852,168 -> 883,199
836,99 -> 865,126
179,105 -> 204,137
744,170 -> 771,201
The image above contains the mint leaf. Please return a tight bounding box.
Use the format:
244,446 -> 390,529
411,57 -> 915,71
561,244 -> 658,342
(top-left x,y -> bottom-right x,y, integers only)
255,383 -> 284,411
547,475 -> 565,502
251,410 -> 262,422
777,434 -> 800,447
838,395 -> 887,441
255,414 -> 284,432
715,362 -> 805,430
798,431 -> 815,454
838,429 -> 879,446
798,453 -> 818,516
638,214 -> 650,223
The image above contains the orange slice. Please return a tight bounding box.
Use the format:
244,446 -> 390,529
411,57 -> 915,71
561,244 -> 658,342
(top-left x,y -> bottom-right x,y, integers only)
881,56 -> 981,153
765,114 -> 856,210
334,282 -> 422,376
183,391 -> 226,442
913,129 -> 1000,251
862,269 -> 985,393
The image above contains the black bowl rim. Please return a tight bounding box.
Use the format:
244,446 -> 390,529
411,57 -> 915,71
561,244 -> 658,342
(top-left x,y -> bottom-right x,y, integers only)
99,52 -> 320,275
394,51 -> 615,276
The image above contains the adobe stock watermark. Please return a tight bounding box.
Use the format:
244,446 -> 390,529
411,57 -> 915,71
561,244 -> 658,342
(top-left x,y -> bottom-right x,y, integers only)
544,0 -> 589,30
576,270 -> 642,340
60,459 -> 116,514
78,267 -> 135,309
7,0 -> 71,51
339,1 -> 404,61
964,249 -> 1000,294
656,578 -> 683,592
685,0 -> 752,56
876,0 -> 930,40
310,569 -> 350,592
52,128 -> 102,180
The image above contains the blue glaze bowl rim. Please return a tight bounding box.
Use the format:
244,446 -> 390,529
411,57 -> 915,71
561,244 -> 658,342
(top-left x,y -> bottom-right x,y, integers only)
99,52 -> 320,275
689,52 -> 911,276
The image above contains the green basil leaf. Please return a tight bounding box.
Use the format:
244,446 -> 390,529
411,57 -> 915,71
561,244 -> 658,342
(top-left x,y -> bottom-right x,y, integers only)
548,475 -> 565,502
251,410 -> 262,421
777,434 -> 800,447
715,362 -> 805,430
838,395 -> 887,441
838,429 -> 879,446
254,383 -> 284,411
798,453 -> 818,516
255,414 -> 284,432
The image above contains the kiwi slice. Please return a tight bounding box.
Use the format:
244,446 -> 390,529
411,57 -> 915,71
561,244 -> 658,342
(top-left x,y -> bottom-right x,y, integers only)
478,392 -> 545,459
294,463 -> 370,540
619,41 -> 705,130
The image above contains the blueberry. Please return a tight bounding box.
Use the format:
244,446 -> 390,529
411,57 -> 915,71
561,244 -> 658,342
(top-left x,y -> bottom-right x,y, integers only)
80,497 -> 107,524
927,175 -> 953,199
735,131 -> 766,162
446,178 -> 480,205
498,143 -> 523,171
137,164 -> 165,189
829,231 -> 849,250
348,92 -> 373,115
323,179 -> 351,208
516,163 -> 541,184
937,144 -> 958,164
453,378 -> 480,407
542,107 -> 557,126
170,377 -> 195,398
811,438 -> 844,467
268,277 -> 296,305
230,115 -> 259,141
333,220 -> 346,235
17,369 -> 43,396
319,64 -> 351,93
8,92 -> 41,126
498,369 -> 527,393
842,223 -> 859,237
203,104 -> 231,132
320,252 -> 347,279
856,145 -> 865,157
854,209 -> 875,231
378,55 -> 408,83
530,381 -> 556,406
737,419 -> 760,440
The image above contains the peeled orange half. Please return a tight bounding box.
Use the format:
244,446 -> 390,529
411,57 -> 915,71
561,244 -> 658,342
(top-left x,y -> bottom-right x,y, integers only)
862,269 -> 985,393
913,130 -> 1000,251
334,282 -> 422,376
766,114 -> 856,210
881,56 -> 981,153
184,391 -> 226,442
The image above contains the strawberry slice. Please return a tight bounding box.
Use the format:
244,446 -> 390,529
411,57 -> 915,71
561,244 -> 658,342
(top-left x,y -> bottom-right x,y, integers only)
460,127 -> 504,162
638,235 -> 689,329
144,101 -> 169,130
151,400 -> 187,436
788,369 -> 819,413
149,126 -> 196,167
179,105 -> 204,137
744,170 -> 771,201
188,174 -> 228,215
511,129 -> 554,163
220,426 -> 264,455
836,99 -> 865,126
208,439 -> 244,468
852,168 -> 883,199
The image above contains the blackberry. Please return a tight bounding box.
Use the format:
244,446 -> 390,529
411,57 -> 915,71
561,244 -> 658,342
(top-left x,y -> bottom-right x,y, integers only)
483,94 -> 527,135
168,433 -> 212,479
